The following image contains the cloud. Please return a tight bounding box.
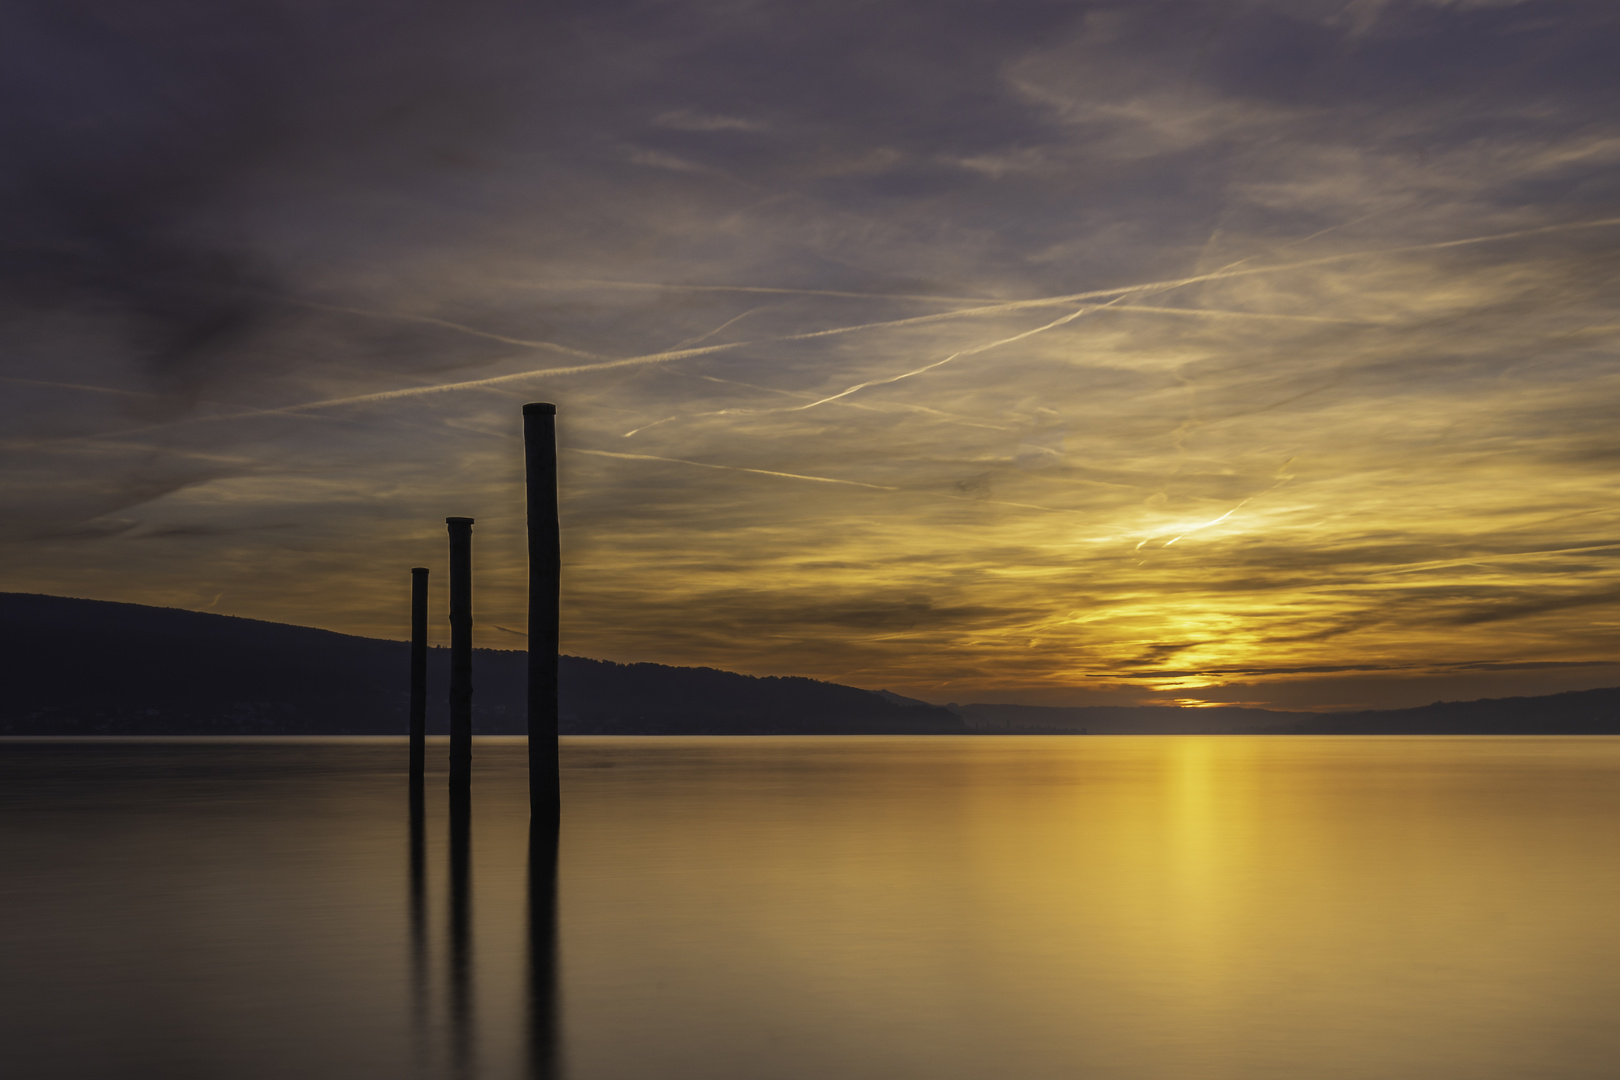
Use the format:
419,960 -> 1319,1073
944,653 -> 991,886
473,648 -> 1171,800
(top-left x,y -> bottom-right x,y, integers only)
654,109 -> 768,133
2,0 -> 1619,709
625,146 -> 724,175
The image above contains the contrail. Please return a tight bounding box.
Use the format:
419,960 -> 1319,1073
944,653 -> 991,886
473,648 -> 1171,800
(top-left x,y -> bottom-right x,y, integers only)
7,377 -> 358,449
1368,541 -> 1620,577
614,313 -> 775,434
514,214 -> 1620,370
245,338 -> 781,413
283,298 -> 605,359
0,436 -> 259,464
928,215 -> 1620,327
0,376 -> 344,420
1080,214 -> 1620,306
621,263 -> 1366,438
631,298 -> 1123,433
58,384 -> 427,442
240,286 -> 1282,423
1134,476 -> 1295,550
96,361 -> 567,428
303,214 -> 1620,402
248,295 -> 1050,416
511,278 -> 1003,304
1162,501 -> 1249,546
506,208 -> 1393,311
68,214 -> 1620,432
623,372 -> 1017,436
799,303 -> 1109,411
1106,304 -> 1377,325
574,448 -> 901,490
1,376 -> 164,401
669,307 -> 763,350
576,448 -> 1113,514
1188,208 -> 1393,279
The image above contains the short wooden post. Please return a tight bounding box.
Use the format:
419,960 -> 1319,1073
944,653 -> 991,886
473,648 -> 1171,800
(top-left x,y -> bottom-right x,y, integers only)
523,403 -> 561,818
447,517 -> 474,792
409,567 -> 428,779
408,772 -> 428,1047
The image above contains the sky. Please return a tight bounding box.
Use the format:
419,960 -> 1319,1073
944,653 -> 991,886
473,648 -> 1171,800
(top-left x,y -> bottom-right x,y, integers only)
3,0 -> 1619,711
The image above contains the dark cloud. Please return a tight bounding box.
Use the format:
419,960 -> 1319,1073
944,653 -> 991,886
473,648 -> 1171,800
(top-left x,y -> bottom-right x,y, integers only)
0,0 -> 559,400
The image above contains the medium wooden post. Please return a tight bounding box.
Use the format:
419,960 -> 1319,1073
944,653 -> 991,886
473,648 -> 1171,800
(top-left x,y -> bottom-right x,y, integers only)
447,517 -> 474,792
523,403 -> 561,818
449,778 -> 474,1076
408,566 -> 430,1048
409,566 -> 429,780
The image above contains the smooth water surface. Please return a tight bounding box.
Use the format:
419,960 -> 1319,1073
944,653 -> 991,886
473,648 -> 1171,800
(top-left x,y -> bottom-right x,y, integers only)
4,736 -> 1620,1079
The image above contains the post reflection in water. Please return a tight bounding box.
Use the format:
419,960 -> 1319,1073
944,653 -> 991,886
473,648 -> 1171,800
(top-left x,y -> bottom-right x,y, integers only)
408,775 -> 429,1068
448,785 -> 475,1079
13,739 -> 1620,1079
528,814 -> 562,1080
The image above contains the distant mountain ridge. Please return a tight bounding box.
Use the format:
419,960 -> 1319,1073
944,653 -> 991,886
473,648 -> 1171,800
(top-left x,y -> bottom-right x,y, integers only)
951,693 -> 1620,735
4,593 -> 1620,736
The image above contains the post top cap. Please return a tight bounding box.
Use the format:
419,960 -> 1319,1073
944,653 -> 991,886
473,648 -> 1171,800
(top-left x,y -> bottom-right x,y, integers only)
410,566 -> 429,574
523,402 -> 556,415
445,516 -> 475,525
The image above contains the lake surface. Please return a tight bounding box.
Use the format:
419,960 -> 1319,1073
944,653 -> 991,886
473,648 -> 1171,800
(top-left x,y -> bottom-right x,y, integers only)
4,736 -> 1620,1079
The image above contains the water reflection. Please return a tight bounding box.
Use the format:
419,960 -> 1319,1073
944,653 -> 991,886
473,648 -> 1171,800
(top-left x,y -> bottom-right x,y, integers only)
409,775 -> 429,1070
528,815 -> 561,1080
8,737 -> 1620,1080
448,785 -> 475,1079
410,752 -> 553,1079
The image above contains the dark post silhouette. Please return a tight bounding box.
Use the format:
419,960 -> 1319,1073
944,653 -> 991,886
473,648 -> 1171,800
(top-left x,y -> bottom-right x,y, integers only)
527,816 -> 560,1079
447,517 -> 474,792
523,403 -> 561,818
449,780 -> 475,1078
408,774 -> 428,1057
410,567 -> 429,780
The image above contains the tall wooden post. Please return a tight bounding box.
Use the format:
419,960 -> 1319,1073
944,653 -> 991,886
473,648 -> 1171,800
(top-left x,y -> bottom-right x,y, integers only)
447,517 -> 474,792
524,403 -> 561,819
527,816 -> 560,1078
409,566 -> 429,780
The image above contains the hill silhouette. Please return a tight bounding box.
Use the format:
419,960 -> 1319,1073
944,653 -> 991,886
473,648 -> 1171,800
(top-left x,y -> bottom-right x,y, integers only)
5,593 -> 1620,736
0,593 -> 962,736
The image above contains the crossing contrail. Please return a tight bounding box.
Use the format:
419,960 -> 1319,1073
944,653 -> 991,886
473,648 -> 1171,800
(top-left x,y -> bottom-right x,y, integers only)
282,298 -> 606,359
623,371 -> 1014,436
575,448 -> 902,490
511,279 -> 1003,304
622,297 -> 1127,434
1105,304 -> 1376,325
575,448 -> 1119,514
59,213 -> 1620,436
279,214 -> 1620,408
669,307 -> 763,350
783,304 -> 1105,414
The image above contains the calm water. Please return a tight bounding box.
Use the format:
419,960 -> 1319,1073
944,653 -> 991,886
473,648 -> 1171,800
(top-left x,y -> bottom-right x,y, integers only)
4,736 -> 1620,1079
